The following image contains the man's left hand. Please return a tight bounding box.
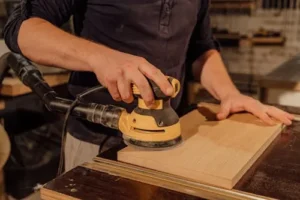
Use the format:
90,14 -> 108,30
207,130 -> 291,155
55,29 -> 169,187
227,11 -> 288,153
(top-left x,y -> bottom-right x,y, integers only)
217,92 -> 294,126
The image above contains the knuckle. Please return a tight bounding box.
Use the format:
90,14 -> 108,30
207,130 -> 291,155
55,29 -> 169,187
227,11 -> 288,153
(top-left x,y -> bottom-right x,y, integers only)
135,77 -> 147,88
124,97 -> 133,103
112,94 -> 119,98
115,68 -> 124,76
109,89 -> 119,96
105,75 -> 115,84
140,86 -> 152,99
138,57 -> 147,63
263,116 -> 271,122
152,68 -> 161,76
112,94 -> 121,101
248,98 -> 256,103
262,115 -> 268,120
139,82 -> 149,92
144,93 -> 154,102
122,93 -> 130,100
249,99 -> 258,106
125,64 -> 137,72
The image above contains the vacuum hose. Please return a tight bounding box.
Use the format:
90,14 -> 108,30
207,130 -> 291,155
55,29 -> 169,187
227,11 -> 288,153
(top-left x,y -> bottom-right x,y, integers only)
0,52 -> 123,130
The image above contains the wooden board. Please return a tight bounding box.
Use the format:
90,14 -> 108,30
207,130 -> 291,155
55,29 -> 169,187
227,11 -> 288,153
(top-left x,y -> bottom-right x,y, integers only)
118,103 -> 284,189
0,73 -> 70,96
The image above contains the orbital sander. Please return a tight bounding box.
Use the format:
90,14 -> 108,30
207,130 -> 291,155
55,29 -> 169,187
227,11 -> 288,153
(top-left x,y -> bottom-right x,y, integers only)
120,77 -> 182,149
1,53 -> 182,150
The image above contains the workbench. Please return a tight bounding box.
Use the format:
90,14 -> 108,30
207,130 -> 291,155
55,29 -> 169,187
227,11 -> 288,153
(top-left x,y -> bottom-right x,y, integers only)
40,104 -> 300,200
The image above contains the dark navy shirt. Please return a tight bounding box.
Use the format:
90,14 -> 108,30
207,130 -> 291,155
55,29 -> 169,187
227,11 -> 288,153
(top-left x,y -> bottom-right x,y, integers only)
3,0 -> 219,145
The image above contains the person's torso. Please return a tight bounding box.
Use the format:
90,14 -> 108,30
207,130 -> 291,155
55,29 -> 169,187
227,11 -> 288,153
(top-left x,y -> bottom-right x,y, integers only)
69,0 -> 201,108
67,0 -> 202,144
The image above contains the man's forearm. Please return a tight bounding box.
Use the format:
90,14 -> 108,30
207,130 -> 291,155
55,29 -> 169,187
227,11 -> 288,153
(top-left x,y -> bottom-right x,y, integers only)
192,50 -> 239,101
18,17 -> 108,71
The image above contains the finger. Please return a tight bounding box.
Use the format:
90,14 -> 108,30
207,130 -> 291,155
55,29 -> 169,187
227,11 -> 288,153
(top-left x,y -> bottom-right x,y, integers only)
129,70 -> 154,107
217,101 -> 231,120
107,81 -> 121,101
246,103 -> 275,125
259,112 -> 275,126
231,106 -> 244,113
117,76 -> 133,103
286,113 -> 295,120
138,62 -> 173,96
266,106 -> 292,125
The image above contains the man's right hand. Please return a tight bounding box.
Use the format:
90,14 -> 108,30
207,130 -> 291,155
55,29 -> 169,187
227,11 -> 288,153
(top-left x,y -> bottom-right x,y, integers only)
89,47 -> 174,107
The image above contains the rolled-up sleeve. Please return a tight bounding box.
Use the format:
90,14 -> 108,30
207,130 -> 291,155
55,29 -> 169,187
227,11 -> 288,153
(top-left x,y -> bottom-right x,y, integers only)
186,0 -> 220,67
3,0 -> 77,53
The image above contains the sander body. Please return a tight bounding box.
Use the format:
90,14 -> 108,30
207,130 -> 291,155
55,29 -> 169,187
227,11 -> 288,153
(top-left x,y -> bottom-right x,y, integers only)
120,77 -> 182,149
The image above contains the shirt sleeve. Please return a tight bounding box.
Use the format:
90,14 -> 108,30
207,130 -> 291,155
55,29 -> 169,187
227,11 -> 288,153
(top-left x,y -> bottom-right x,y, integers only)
185,0 -> 220,70
3,0 -> 77,53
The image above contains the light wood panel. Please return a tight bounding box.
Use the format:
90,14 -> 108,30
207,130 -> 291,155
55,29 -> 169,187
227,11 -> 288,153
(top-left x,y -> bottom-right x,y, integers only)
0,73 -> 70,96
118,103 -> 284,189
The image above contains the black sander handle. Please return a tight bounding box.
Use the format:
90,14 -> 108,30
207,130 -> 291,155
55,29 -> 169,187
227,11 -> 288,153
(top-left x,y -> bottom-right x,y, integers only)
133,77 -> 181,100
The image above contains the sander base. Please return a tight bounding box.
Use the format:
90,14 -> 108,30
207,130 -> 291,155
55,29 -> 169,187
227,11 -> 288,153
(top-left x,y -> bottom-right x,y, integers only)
123,135 -> 183,151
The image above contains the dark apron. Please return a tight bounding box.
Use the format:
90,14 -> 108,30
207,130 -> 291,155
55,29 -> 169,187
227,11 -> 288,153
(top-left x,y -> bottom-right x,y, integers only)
67,0 -> 200,153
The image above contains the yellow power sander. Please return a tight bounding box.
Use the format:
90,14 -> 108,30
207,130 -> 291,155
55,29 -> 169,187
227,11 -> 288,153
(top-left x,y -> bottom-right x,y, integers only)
120,77 -> 181,149
1,53 -> 182,150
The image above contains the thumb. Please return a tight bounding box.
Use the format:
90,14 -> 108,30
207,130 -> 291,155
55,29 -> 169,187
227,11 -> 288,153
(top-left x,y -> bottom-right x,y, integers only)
217,102 -> 231,120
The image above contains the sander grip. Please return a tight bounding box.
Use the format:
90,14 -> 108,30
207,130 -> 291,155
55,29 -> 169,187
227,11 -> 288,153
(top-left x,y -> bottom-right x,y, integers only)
132,76 -> 180,100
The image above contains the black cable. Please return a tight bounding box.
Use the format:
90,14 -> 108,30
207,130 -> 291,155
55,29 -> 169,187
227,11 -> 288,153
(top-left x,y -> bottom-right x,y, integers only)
98,135 -> 111,154
57,85 -> 106,176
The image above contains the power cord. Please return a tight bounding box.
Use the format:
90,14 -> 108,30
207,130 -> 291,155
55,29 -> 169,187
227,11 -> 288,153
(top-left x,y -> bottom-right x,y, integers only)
57,85 -> 106,176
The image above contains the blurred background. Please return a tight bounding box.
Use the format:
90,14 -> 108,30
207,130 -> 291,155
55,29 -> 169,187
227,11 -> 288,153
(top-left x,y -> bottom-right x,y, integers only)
0,0 -> 299,199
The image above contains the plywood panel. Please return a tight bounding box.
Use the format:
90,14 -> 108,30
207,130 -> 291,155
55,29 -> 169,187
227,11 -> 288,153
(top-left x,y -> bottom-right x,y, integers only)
118,103 -> 284,189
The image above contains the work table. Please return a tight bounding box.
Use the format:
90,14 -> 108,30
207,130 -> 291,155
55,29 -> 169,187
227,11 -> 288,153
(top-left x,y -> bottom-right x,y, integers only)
41,104 -> 300,200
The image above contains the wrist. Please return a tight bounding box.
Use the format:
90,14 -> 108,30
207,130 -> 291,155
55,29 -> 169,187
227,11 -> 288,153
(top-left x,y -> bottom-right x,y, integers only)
85,41 -> 113,73
218,86 -> 240,101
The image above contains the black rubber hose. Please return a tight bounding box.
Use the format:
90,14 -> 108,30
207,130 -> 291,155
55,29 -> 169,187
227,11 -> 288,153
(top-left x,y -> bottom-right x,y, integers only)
0,52 -> 11,85
0,52 -> 123,129
0,52 -> 125,175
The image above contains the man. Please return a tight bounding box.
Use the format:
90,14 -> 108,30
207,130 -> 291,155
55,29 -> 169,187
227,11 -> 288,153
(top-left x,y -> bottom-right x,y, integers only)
3,0 -> 294,171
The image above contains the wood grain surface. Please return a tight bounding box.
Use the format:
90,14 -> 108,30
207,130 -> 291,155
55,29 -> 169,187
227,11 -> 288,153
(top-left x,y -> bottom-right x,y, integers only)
118,103 -> 284,189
